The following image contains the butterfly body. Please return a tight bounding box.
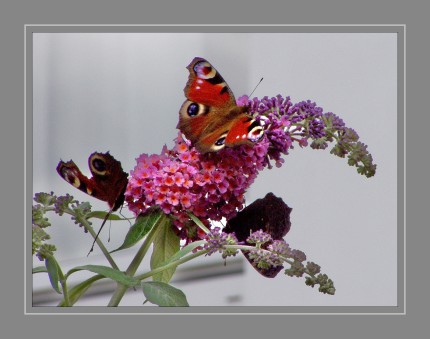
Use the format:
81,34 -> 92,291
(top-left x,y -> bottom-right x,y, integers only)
177,57 -> 264,153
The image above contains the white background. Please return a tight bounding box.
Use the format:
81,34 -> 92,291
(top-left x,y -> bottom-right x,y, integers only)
32,32 -> 397,306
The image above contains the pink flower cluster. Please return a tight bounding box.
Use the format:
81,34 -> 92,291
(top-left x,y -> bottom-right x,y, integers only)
125,133 -> 270,239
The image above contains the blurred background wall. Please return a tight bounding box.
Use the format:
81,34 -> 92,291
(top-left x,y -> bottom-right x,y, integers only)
32,32 -> 398,306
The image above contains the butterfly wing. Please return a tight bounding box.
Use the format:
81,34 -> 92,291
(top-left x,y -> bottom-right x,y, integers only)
183,57 -> 237,109
57,152 -> 129,254
86,152 -> 128,210
177,57 -> 263,154
56,152 -> 128,211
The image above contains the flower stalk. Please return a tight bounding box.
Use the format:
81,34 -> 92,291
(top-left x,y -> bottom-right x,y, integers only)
107,213 -> 169,306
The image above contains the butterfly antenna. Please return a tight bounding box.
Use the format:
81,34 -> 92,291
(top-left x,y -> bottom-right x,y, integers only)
87,210 -> 112,256
248,77 -> 263,98
119,204 -> 132,226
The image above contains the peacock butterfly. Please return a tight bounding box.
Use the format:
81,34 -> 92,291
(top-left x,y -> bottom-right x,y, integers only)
56,152 -> 128,253
177,57 -> 264,154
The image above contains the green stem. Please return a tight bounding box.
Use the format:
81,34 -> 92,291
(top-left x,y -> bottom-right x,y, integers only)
47,207 -> 120,270
107,213 -> 168,307
58,272 -> 70,307
134,250 -> 208,281
74,212 -> 119,271
125,215 -> 166,276
58,274 -> 105,307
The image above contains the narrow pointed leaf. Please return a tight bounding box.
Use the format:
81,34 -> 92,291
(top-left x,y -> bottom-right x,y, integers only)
45,256 -> 62,294
187,212 -> 210,234
86,211 -> 123,220
111,209 -> 163,253
58,275 -> 105,306
32,266 -> 48,274
150,218 -> 180,283
142,281 -> 189,307
163,240 -> 206,265
67,265 -> 139,287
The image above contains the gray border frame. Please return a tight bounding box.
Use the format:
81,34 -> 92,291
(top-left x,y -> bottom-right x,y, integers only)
26,25 -> 404,314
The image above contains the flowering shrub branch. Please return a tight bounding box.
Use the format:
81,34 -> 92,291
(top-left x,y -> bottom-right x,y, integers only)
33,94 -> 376,306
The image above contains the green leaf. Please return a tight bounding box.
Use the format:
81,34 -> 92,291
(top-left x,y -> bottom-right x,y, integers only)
67,265 -> 139,287
86,211 -> 123,220
45,256 -> 62,294
150,218 -> 180,283
32,266 -> 48,274
142,281 -> 189,307
111,210 -> 164,253
58,275 -> 105,306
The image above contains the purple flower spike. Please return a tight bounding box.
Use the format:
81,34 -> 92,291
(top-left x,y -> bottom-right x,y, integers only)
203,227 -> 240,259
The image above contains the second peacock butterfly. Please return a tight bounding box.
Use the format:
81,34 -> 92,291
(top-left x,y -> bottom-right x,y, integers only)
56,152 -> 128,253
